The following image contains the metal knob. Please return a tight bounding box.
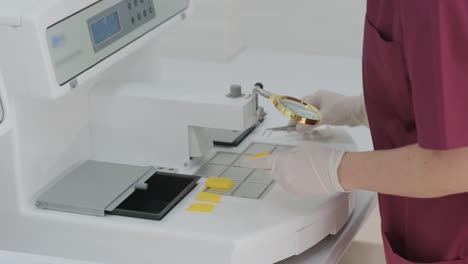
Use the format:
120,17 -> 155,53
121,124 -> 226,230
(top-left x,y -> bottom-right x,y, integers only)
227,84 -> 244,98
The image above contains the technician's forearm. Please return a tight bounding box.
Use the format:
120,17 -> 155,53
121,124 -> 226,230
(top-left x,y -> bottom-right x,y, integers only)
338,144 -> 468,198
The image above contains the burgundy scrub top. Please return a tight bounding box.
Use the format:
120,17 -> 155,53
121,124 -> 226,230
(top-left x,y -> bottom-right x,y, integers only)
363,1 -> 468,263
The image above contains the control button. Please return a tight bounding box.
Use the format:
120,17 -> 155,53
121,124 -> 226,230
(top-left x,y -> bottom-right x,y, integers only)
143,10 -> 147,17
134,0 -> 138,7
149,6 -> 153,14
131,17 -> 135,24
137,13 -> 141,21
128,2 -> 132,10
140,0 -> 144,3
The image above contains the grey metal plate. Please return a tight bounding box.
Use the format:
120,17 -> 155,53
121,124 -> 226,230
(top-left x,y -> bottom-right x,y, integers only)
197,143 -> 294,199
221,167 -> 253,181
196,163 -> 228,178
233,155 -> 249,168
273,145 -> 294,153
246,170 -> 273,184
210,152 -> 239,166
36,160 -> 152,216
233,182 -> 269,199
245,143 -> 277,154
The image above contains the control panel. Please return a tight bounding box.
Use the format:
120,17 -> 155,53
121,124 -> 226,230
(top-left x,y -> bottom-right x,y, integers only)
88,0 -> 156,52
46,0 -> 188,86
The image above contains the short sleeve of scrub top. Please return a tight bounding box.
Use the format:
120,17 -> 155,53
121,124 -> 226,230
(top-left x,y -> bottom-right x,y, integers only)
400,0 -> 468,150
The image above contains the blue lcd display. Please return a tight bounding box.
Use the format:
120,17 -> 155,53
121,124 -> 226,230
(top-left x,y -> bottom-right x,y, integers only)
91,11 -> 121,45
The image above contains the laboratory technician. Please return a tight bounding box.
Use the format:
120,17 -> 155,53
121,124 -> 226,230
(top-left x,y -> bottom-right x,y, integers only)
244,1 -> 468,263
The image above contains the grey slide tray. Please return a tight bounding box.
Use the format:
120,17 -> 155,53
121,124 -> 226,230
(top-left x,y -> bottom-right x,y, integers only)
36,160 -> 200,221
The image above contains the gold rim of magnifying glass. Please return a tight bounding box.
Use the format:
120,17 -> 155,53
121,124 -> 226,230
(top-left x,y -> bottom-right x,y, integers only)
270,95 -> 322,126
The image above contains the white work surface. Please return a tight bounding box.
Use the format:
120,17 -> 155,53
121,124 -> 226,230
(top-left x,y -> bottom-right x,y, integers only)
162,48 -> 377,263
0,251 -> 97,264
0,190 -> 375,264
278,191 -> 376,264
1,49 -> 376,264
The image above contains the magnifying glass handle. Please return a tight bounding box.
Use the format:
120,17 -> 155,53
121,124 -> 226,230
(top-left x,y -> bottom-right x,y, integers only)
253,85 -> 273,99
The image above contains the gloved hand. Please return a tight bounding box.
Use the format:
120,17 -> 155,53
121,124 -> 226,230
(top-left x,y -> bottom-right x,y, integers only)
242,142 -> 347,196
289,91 -> 368,133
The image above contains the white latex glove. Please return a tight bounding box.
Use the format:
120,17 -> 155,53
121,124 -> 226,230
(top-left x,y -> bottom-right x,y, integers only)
290,91 -> 368,133
242,142 -> 347,196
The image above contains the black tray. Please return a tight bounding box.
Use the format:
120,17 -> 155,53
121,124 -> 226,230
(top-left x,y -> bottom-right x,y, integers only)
108,172 -> 200,221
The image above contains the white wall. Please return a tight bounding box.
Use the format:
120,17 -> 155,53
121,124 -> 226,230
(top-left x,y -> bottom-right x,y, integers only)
241,0 -> 366,57
160,0 -> 366,59
160,0 -> 245,60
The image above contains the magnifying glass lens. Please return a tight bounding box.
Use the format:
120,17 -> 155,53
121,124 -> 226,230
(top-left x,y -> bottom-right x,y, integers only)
280,98 -> 320,120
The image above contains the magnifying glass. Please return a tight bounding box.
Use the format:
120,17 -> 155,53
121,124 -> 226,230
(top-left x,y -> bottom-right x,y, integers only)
253,83 -> 322,126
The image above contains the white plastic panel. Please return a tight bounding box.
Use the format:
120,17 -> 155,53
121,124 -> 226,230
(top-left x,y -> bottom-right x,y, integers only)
46,0 -> 188,85
0,93 -> 4,124
0,70 -> 11,136
0,0 -> 39,27
0,251 -> 99,264
0,0 -> 192,99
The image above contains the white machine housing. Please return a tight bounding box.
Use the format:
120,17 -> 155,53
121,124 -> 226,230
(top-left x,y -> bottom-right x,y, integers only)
0,0 -> 258,169
0,1 -> 356,264
0,72 -> 11,136
0,0 -> 191,99
90,81 -> 258,168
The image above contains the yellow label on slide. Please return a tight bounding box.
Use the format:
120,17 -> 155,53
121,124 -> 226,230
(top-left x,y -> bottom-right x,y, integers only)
186,203 -> 215,213
246,152 -> 270,158
205,177 -> 234,190
195,192 -> 221,203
